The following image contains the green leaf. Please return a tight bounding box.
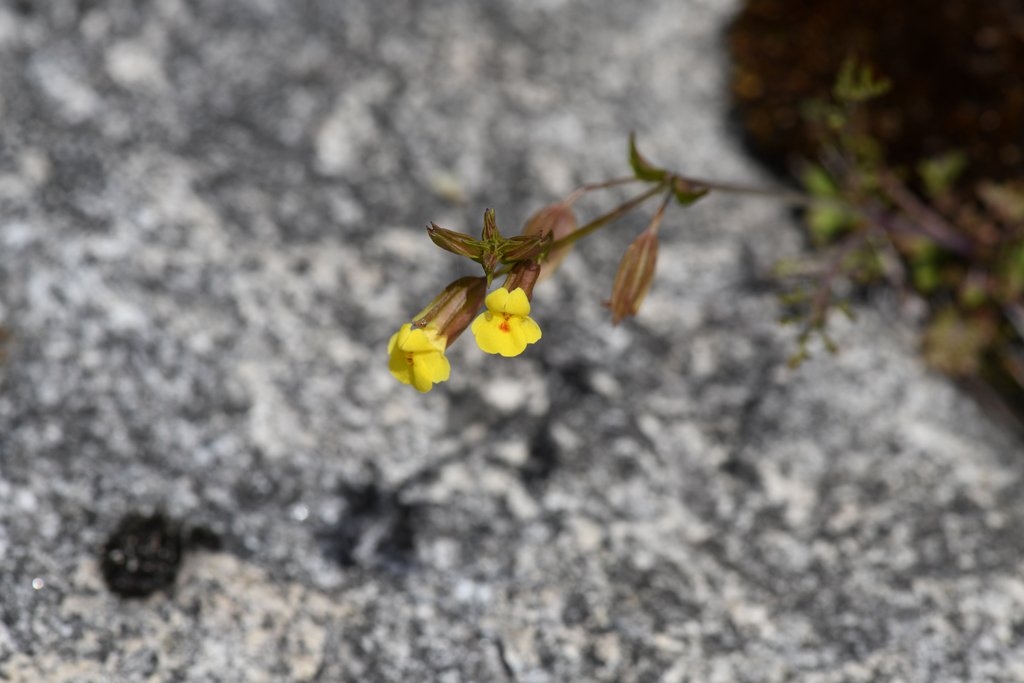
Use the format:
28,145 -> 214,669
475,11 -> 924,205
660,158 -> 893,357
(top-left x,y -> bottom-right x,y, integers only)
912,262 -> 941,293
918,152 -> 967,198
671,177 -> 709,206
628,133 -> 667,183
833,56 -> 891,103
807,205 -> 854,242
801,165 -> 839,198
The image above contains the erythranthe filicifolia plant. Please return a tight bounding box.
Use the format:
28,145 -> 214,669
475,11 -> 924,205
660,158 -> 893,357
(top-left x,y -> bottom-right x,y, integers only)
390,60 -> 1024,419
387,133 -> 772,392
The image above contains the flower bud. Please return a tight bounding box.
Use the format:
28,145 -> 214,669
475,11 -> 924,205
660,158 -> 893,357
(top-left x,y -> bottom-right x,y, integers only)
521,202 -> 577,281
606,228 -> 658,325
501,233 -> 551,264
413,276 -> 488,345
481,208 -> 502,242
427,223 -> 484,260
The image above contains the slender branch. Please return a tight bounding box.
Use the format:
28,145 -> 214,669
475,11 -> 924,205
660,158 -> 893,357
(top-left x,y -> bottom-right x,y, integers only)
550,182 -> 666,250
805,228 -> 871,330
877,171 -> 974,255
647,189 -> 674,234
564,176 -> 643,205
670,174 -> 819,207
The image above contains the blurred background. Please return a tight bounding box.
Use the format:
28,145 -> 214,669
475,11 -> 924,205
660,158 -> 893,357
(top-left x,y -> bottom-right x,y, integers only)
1,1 -> 1022,681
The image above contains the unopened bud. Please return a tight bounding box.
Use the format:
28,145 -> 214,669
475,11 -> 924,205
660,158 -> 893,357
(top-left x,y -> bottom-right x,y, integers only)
521,202 -> 577,281
606,228 -> 658,325
501,233 -> 551,264
427,224 -> 484,260
413,276 -> 488,345
481,208 -> 502,242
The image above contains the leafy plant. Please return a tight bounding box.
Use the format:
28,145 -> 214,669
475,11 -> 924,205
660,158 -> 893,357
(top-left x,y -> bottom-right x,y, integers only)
389,59 -> 1024,427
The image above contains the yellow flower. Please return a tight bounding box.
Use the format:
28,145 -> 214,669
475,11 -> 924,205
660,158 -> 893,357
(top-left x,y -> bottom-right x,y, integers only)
388,323 -> 450,392
471,287 -> 542,357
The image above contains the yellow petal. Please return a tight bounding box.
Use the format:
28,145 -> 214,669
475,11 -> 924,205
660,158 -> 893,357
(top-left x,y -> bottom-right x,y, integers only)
388,346 -> 414,386
471,311 -> 503,355
503,287 -> 532,316
388,323 -> 450,391
516,315 -> 542,344
483,287 -> 533,317
398,325 -> 446,353
484,288 -> 511,314
471,308 -> 542,357
413,351 -> 451,392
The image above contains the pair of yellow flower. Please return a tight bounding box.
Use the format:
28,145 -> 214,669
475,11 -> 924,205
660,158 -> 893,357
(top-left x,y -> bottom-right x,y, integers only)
387,287 -> 541,392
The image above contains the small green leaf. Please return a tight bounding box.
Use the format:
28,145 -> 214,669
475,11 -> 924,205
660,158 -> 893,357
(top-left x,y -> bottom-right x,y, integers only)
912,262 -> 941,293
959,277 -> 989,309
801,165 -> 839,198
918,152 -> 967,198
833,56 -> 891,103
628,133 -> 667,182
671,177 -> 709,206
807,205 -> 854,242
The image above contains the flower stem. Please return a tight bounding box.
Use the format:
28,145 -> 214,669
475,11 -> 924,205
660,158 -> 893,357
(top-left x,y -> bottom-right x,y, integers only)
646,189 -> 674,235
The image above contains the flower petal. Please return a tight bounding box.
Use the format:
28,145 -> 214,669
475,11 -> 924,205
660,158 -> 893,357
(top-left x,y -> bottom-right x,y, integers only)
518,315 -> 542,344
484,288 -> 511,314
418,350 -> 451,383
388,347 -> 414,386
471,311 -> 504,355
503,288 -> 532,316
397,325 -> 446,352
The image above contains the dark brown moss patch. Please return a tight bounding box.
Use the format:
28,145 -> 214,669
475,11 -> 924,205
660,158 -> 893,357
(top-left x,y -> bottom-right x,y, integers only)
727,0 -> 1024,185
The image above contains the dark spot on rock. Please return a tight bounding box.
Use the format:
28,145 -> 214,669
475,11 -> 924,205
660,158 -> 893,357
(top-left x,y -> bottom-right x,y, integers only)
100,513 -> 221,598
720,456 -> 760,487
100,513 -> 183,598
184,525 -> 223,552
521,420 -> 559,487
317,482 -> 418,570
556,359 -> 595,395
561,591 -> 591,625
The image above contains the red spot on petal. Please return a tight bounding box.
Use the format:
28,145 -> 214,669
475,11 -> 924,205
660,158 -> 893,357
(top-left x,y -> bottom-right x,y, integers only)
499,314 -> 511,332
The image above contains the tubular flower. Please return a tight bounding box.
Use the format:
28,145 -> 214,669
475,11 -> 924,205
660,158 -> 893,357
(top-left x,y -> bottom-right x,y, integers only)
388,323 -> 450,392
471,287 -> 542,357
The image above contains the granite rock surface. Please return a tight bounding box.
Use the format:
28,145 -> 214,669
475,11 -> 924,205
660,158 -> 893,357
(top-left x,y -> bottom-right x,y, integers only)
1,1 -> 1023,681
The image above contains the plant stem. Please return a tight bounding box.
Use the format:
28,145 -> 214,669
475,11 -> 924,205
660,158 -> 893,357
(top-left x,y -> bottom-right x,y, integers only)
564,176 -> 643,205
670,174 -> 818,207
647,189 -> 674,234
550,183 -> 667,250
876,171 -> 974,255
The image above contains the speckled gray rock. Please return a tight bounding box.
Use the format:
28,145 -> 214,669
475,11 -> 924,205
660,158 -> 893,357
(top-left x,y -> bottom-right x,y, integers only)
1,1 -> 1023,682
